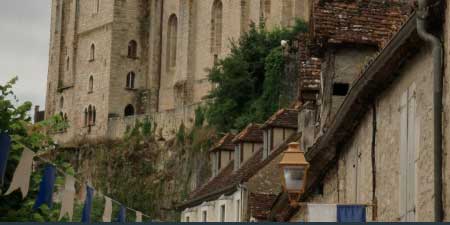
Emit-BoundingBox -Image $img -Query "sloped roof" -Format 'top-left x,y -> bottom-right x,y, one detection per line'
248,193 -> 278,220
312,0 -> 412,48
209,133 -> 236,152
232,123 -> 263,143
179,132 -> 302,209
261,108 -> 298,129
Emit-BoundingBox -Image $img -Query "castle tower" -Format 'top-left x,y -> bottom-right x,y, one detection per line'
45,0 -> 311,144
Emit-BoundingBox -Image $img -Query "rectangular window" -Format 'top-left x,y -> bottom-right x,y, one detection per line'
263,130 -> 268,159
333,83 -> 350,96
399,83 -> 416,222
220,205 -> 226,222
270,129 -> 274,151
218,151 -> 222,170
240,144 -> 244,163
202,211 -> 207,222
234,145 -> 240,170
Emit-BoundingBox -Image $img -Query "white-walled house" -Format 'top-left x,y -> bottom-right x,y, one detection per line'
179,108 -> 299,222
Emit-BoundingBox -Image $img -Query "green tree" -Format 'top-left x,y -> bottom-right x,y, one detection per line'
205,20 -> 307,132
0,77 -> 73,222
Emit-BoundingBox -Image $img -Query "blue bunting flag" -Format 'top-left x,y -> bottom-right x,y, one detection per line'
81,185 -> 94,223
33,164 -> 56,210
0,133 -> 11,186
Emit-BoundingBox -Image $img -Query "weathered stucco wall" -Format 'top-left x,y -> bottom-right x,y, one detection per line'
293,45 -> 436,222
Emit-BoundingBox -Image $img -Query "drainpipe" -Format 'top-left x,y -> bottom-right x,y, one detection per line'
417,0 -> 443,221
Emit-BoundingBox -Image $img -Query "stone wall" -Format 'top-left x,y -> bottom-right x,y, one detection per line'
292,45 -> 436,222
45,0 -> 313,144
107,103 -> 198,140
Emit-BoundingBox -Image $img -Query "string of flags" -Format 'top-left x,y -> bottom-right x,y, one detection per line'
0,133 -> 151,222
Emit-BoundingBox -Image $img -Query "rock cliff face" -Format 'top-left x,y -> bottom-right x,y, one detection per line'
52,122 -> 215,221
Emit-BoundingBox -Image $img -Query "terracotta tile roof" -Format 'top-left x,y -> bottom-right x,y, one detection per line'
209,133 -> 235,152
248,193 -> 278,220
312,0 -> 413,48
262,108 -> 298,129
187,161 -> 235,201
180,132 -> 302,209
232,124 -> 263,143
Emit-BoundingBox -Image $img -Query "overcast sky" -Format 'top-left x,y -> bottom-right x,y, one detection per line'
0,0 -> 51,111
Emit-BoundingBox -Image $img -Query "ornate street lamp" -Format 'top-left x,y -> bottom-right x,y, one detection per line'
279,142 -> 310,207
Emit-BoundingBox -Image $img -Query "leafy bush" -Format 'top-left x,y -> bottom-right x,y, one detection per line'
205,20 -> 307,132
0,77 -> 74,222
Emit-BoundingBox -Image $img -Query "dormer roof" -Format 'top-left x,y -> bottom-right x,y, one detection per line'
261,108 -> 298,130
232,124 -> 263,144
209,133 -> 236,152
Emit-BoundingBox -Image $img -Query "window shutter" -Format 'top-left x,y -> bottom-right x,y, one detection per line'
263,131 -> 268,159
399,90 -> 408,221
406,84 -> 416,221
234,146 -> 239,170
399,83 -> 417,222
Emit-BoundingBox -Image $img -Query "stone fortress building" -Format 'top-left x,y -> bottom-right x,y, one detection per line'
44,0 -> 310,144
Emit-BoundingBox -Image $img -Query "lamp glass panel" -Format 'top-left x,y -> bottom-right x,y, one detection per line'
284,166 -> 305,191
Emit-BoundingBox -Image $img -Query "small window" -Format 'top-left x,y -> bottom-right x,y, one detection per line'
220,205 -> 226,222
211,0 -> 223,54
124,104 -> 135,117
59,96 -> 64,109
333,83 -> 350,96
94,0 -> 100,14
126,72 -> 136,89
90,44 -> 95,61
167,14 -> 178,70
87,105 -> 96,126
84,108 -> 88,126
128,40 -> 138,58
66,57 -> 70,71
202,211 -> 207,222
88,76 -> 94,93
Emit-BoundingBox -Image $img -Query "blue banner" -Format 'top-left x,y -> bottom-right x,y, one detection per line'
0,133 -> 11,186
337,205 -> 366,222
117,205 -> 126,222
33,164 -> 57,210
81,185 -> 94,223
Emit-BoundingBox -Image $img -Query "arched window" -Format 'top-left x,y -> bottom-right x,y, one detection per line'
86,105 -> 96,126
211,0 -> 223,54
167,14 -> 178,70
84,108 -> 88,126
124,104 -> 135,117
93,106 -> 96,124
126,72 -> 135,89
95,0 -> 100,14
128,40 -> 138,58
66,57 -> 70,71
90,44 -> 95,61
59,96 -> 64,109
263,0 -> 271,18
88,105 -> 93,125
89,76 -> 94,93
